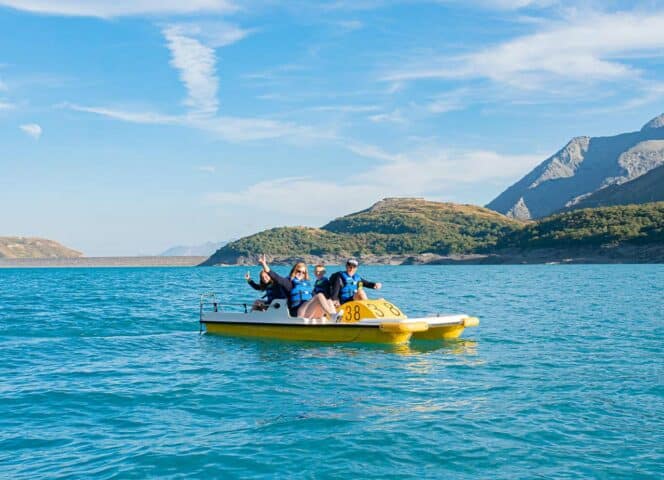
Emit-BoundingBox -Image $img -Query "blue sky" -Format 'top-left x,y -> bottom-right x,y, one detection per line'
1,0 -> 663,255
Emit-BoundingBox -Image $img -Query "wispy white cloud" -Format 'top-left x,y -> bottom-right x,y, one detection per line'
385,12 -> 664,89
349,142 -> 542,185
62,20 -> 327,143
427,88 -> 470,114
448,0 -> 557,9
206,142 -> 542,217
197,165 -> 216,173
582,81 -> 664,115
188,114 -> 333,142
0,0 -> 236,17
160,22 -> 252,117
369,109 -> 406,124
309,104 -> 380,113
205,176 -> 374,219
64,103 -> 179,124
163,24 -> 220,117
20,123 -> 42,139
165,21 -> 253,49
63,103 -> 334,143
0,101 -> 15,110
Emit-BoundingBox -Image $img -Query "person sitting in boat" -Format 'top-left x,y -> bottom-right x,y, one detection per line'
313,264 -> 331,298
245,270 -> 287,311
329,258 -> 382,307
258,254 -> 337,319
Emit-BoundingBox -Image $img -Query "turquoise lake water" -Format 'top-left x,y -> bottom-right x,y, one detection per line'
1,265 -> 662,478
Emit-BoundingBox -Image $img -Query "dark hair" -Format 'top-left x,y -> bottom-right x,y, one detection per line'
259,270 -> 272,288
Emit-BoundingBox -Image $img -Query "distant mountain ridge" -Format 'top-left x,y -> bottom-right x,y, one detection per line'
566,163 -> 664,211
487,113 -> 664,219
0,237 -> 82,258
160,241 -> 229,257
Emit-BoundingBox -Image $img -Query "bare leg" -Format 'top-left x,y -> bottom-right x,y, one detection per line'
316,293 -> 337,316
297,300 -> 313,318
299,294 -> 336,319
354,289 -> 368,301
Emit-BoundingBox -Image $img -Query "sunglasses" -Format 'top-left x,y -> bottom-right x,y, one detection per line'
295,270 -> 306,274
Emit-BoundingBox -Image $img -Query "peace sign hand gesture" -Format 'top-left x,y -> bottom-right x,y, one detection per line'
258,254 -> 270,272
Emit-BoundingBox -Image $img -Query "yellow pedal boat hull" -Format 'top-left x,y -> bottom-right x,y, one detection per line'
199,298 -> 478,345
203,321 -> 423,344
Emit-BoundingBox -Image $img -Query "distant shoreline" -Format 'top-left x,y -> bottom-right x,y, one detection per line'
0,256 -> 207,268
2,243 -> 663,268
205,244 -> 664,266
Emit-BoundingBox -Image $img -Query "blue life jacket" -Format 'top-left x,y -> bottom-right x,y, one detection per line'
339,272 -> 362,304
313,277 -> 330,296
263,283 -> 286,304
289,277 -> 313,308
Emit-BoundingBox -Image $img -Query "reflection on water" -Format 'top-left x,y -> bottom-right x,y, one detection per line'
393,339 -> 479,356
200,333 -> 480,360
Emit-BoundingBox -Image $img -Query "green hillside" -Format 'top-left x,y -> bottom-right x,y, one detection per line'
500,202 -> 664,249
202,198 -> 523,265
568,164 -> 664,211
0,237 -> 82,258
202,198 -> 664,265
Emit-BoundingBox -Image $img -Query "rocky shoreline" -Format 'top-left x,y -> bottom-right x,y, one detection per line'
5,245 -> 659,268
205,244 -> 664,266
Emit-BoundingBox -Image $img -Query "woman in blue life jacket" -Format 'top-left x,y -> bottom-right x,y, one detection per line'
258,254 -> 337,319
329,258 -> 382,307
245,269 -> 287,311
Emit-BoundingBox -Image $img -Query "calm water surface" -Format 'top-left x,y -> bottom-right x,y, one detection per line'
1,265 -> 662,478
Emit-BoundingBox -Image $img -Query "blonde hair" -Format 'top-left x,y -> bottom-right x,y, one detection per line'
289,262 -> 310,280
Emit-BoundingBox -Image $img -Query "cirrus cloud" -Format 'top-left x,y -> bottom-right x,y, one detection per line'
385,11 -> 664,89
20,123 -> 42,139
0,0 -> 236,17
205,141 -> 542,223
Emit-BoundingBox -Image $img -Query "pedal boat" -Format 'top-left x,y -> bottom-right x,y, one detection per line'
200,294 -> 479,344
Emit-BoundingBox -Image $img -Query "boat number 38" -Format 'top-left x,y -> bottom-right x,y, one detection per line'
341,300 -> 405,322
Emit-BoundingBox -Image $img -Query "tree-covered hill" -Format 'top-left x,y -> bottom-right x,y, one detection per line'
201,198 -> 664,265
201,198 -> 524,265
499,202 -> 664,249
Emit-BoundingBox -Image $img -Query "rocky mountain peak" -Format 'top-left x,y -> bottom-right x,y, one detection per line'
487,113 -> 664,219
641,113 -> 664,131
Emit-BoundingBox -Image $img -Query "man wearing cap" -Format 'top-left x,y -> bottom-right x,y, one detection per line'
329,258 -> 382,307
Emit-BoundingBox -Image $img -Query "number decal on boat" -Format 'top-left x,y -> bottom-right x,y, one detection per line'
366,302 -> 385,317
344,306 -> 353,322
338,300 -> 406,321
353,305 -> 361,321
382,301 -> 402,317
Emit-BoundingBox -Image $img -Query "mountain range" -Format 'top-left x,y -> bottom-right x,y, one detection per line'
487,113 -> 664,219
160,241 -> 230,257
568,163 -> 664,210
